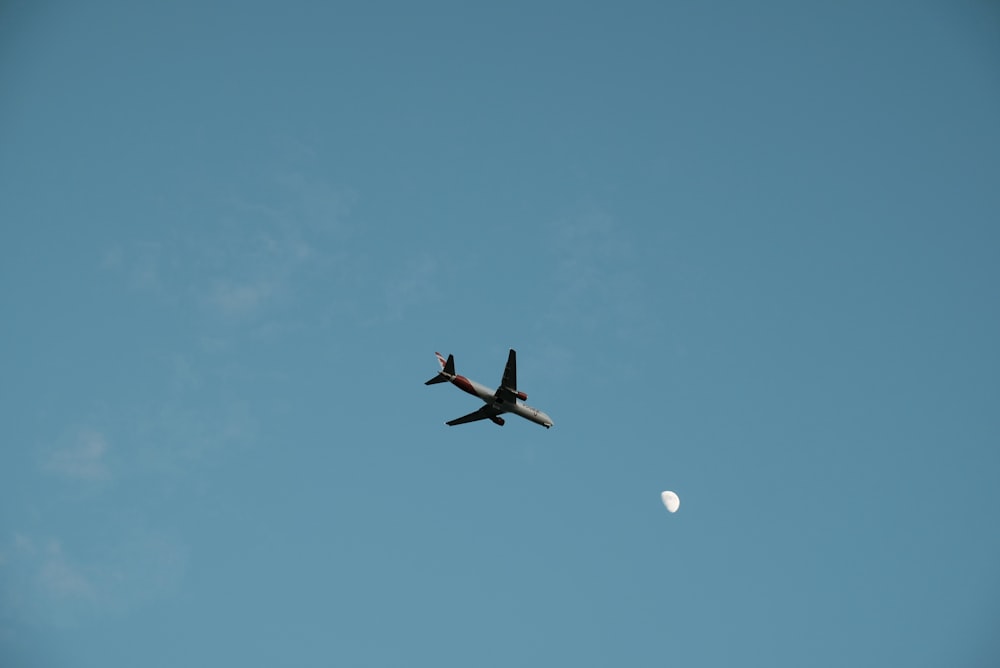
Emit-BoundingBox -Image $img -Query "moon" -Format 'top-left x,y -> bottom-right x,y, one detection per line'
660,490 -> 680,513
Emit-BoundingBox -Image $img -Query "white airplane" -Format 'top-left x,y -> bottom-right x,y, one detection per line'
425,349 -> 554,428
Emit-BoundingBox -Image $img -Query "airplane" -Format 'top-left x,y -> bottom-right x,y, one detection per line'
425,349 -> 554,428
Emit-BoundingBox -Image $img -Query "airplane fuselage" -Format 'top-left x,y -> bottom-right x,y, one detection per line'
448,373 -> 554,428
426,350 -> 553,428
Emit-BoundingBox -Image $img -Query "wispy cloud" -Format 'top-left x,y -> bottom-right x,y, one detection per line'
204,278 -> 277,318
196,171 -> 355,323
532,207 -> 655,381
43,429 -> 110,482
35,539 -> 96,601
100,167 -> 357,328
0,531 -> 188,627
168,353 -> 201,392
383,253 -> 440,321
128,400 -> 258,476
547,208 -> 646,334
101,241 -> 165,294
0,535 -> 96,628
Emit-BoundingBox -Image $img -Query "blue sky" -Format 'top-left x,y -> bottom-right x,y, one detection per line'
2,1 -> 999,666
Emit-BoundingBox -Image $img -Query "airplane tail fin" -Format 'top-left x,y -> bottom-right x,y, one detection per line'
424,352 -> 455,385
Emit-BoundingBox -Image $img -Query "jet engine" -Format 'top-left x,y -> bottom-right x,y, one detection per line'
490,416 -> 506,426
497,388 -> 528,402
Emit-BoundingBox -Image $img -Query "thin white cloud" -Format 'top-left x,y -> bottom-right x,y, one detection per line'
100,241 -> 164,293
204,278 -> 277,318
13,533 -> 33,553
129,400 -> 258,476
0,535 -> 97,628
529,208 -> 655,383
36,540 -> 95,601
43,429 -> 110,481
98,529 -> 189,610
99,165 -> 357,328
553,211 -> 634,295
168,353 -> 201,392
383,254 -> 439,321
202,174 -> 356,324
0,531 -> 189,627
547,208 -> 645,334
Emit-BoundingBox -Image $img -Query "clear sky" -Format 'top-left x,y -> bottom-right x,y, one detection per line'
2,1 -> 999,666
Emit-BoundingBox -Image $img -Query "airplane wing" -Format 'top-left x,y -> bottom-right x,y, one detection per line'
495,348 -> 518,403
446,405 -> 502,426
